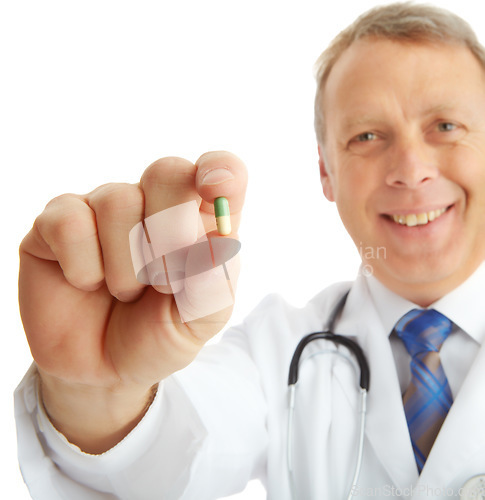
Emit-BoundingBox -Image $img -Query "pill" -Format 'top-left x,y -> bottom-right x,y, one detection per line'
214,197 -> 231,235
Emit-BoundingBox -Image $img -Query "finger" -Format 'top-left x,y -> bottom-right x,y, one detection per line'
30,194 -> 104,291
174,238 -> 240,329
87,183 -> 146,302
195,151 -> 248,235
176,151 -> 246,328
138,157 -> 203,293
140,156 -> 201,213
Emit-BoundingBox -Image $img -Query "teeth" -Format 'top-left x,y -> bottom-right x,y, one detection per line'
406,214 -> 418,227
416,213 -> 428,225
392,208 -> 447,227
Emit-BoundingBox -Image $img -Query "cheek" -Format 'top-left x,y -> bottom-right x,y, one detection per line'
334,164 -> 376,213
327,148 -> 386,241
333,167 -> 378,240
442,145 -> 485,214
444,139 -> 485,183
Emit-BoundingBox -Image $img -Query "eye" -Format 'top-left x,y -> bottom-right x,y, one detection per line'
347,130 -> 383,154
437,122 -> 457,132
355,132 -> 377,142
428,120 -> 466,144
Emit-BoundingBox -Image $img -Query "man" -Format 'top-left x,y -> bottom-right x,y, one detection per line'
15,2 -> 485,499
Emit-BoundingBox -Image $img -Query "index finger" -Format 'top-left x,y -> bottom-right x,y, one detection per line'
132,152 -> 247,291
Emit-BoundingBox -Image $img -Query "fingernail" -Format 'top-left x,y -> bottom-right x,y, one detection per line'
201,168 -> 234,186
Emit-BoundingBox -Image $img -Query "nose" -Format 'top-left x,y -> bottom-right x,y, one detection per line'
385,135 -> 439,188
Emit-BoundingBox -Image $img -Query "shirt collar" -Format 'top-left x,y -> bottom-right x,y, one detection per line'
364,261 -> 485,345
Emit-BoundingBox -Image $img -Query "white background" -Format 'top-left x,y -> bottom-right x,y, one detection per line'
1,0 -> 483,498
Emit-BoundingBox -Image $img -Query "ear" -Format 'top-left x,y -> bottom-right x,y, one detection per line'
318,145 -> 335,202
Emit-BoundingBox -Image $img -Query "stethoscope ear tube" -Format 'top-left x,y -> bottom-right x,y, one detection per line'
288,290 -> 370,390
286,289 -> 370,500
287,332 -> 370,391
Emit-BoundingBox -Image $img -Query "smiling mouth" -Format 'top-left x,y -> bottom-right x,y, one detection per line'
388,206 -> 451,227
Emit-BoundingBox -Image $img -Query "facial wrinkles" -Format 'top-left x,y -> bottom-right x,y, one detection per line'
324,40 -> 485,189
317,39 -> 485,303
332,48 -> 461,143
349,87 -> 442,145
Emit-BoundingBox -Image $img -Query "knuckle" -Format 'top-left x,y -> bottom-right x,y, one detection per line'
37,203 -> 95,247
140,157 -> 196,190
64,269 -> 104,291
108,284 -> 143,302
91,183 -> 144,218
55,213 -> 95,246
44,193 -> 78,210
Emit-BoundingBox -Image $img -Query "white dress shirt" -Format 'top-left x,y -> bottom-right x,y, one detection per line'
14,261 -> 485,499
367,263 -> 485,397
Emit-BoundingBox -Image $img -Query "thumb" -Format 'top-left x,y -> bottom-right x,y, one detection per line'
195,151 -> 248,236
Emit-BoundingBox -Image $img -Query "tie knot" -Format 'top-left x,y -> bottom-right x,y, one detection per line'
395,309 -> 452,357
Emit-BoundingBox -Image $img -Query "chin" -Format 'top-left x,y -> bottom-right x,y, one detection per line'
370,254 -> 468,301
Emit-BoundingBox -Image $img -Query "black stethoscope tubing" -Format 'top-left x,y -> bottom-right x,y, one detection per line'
288,290 -> 370,390
287,289 -> 485,500
286,289 -> 370,499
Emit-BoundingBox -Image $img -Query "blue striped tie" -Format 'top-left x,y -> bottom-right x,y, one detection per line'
394,309 -> 453,473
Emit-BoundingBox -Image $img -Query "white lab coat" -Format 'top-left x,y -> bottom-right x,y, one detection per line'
15,272 -> 485,499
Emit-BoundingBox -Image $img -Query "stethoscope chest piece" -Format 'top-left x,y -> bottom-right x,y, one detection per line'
460,475 -> 485,500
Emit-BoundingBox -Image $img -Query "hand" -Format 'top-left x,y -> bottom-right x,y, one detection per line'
18,151 -> 247,452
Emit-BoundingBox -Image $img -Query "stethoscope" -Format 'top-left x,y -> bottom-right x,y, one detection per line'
286,290 -> 369,500
286,289 -> 485,500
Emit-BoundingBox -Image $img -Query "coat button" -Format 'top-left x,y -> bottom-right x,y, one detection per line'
460,475 -> 485,500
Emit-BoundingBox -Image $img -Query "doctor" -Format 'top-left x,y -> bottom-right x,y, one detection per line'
15,2 -> 485,499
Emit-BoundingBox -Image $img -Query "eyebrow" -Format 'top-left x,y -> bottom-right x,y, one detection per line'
341,104 -> 459,131
422,104 -> 457,116
341,115 -> 385,131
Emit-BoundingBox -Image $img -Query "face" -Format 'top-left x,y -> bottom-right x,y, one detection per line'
319,38 -> 485,306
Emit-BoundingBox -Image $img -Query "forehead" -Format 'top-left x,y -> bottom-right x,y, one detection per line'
322,38 -> 485,130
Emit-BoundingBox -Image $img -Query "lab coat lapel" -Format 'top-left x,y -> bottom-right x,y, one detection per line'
417,339 -> 485,492
337,275 -> 419,490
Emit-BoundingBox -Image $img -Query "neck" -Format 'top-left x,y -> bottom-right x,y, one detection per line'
367,261 -> 483,307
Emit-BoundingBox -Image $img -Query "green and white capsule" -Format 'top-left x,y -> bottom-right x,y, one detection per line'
214,196 -> 231,235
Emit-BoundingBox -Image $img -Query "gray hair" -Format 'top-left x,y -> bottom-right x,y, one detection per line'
314,2 -> 485,145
